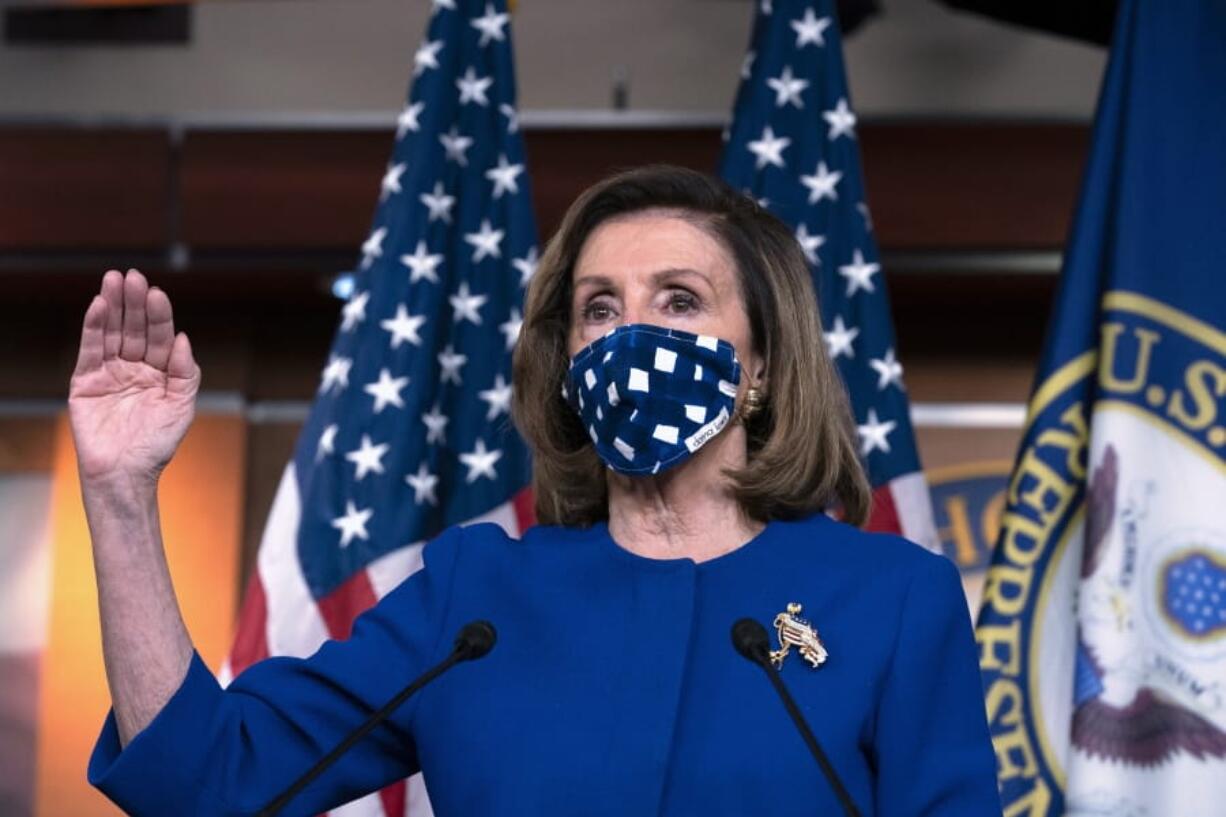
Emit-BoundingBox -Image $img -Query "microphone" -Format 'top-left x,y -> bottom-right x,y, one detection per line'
731,618 -> 862,817
257,620 -> 497,817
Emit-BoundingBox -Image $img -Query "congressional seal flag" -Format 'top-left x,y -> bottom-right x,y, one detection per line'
974,1 -> 1226,814
222,1 -> 538,815
719,0 -> 937,548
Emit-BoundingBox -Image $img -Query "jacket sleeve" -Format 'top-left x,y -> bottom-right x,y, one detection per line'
872,550 -> 1002,816
87,524 -> 465,817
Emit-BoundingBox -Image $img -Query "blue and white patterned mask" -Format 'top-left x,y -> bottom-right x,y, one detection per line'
564,323 -> 741,475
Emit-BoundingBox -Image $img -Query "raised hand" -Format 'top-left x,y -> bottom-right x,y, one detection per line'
69,269 -> 201,487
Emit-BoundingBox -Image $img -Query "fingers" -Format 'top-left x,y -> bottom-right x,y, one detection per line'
95,268 -> 182,372
73,295 -> 108,376
144,286 -> 176,370
119,270 -> 149,362
100,269 -> 124,359
165,332 -> 201,397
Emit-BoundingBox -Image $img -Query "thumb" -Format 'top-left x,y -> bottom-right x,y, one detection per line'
166,332 -> 201,395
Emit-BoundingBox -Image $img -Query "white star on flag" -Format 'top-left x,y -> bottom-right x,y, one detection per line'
823,315 -> 859,360
401,240 -> 444,284
331,500 -> 373,548
396,102 -> 424,140
486,154 -> 524,198
380,162 -> 408,200
791,8 -> 832,48
800,160 -> 842,204
857,201 -> 874,232
381,304 -> 427,348
869,348 -> 905,390
513,247 -> 539,287
470,3 -> 509,47
437,344 -> 467,385
431,0 -> 456,11
857,409 -> 897,456
457,67 -> 494,107
747,126 -> 791,169
405,463 -> 440,506
767,65 -> 809,109
341,290 -> 370,332
499,103 -> 519,133
319,355 -> 353,395
449,282 -> 488,325
795,224 -> 825,265
465,219 -> 504,262
440,127 -> 474,166
414,39 -> 444,76
420,182 -> 456,223
741,50 -> 756,80
479,374 -> 513,420
364,368 -> 410,413
823,97 -> 857,140
422,404 -> 449,445
838,249 -> 880,296
499,308 -> 523,350
459,439 -> 503,483
345,434 -> 390,480
360,226 -> 387,269
316,423 -> 338,461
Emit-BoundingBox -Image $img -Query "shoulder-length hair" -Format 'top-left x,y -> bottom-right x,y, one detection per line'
511,164 -> 870,528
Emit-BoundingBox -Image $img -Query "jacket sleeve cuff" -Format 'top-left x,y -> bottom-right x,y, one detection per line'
88,650 -> 225,814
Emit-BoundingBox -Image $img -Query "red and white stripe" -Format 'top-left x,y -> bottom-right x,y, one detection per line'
221,463 -> 534,817
866,471 -> 940,554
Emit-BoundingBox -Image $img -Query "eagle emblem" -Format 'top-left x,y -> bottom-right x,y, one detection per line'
1072,444 -> 1226,767
770,603 -> 828,669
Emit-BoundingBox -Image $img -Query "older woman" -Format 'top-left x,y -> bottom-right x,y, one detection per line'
77,166 -> 1000,816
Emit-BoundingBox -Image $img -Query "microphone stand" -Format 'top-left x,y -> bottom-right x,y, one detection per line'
732,619 -> 862,817
256,621 -> 496,817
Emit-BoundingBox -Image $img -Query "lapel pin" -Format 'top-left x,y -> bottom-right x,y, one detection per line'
770,602 -> 828,670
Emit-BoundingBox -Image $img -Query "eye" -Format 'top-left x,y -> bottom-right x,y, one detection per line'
580,296 -> 617,324
664,289 -> 699,315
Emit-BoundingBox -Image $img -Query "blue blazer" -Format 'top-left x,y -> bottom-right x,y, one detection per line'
89,514 -> 1002,815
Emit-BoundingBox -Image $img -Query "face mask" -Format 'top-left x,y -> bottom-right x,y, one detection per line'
564,323 -> 741,475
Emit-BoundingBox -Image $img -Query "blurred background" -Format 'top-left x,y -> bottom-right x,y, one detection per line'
0,0 -> 1111,814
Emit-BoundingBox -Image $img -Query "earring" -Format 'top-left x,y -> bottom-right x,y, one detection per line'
740,387 -> 766,420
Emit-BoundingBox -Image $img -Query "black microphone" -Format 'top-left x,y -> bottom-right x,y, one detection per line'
731,618 -> 862,817
257,620 -> 497,817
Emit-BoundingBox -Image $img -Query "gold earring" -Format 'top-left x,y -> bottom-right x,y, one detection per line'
741,387 -> 765,420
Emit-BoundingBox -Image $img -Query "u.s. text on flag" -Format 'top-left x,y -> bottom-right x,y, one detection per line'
225,2 -> 537,815
719,0 -> 937,547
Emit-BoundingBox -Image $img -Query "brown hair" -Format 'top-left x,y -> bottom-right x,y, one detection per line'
511,165 -> 870,528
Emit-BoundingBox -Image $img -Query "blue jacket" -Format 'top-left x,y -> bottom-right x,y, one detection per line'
89,514 -> 1002,815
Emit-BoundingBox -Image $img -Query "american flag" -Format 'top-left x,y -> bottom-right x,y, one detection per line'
221,1 -> 537,815
719,0 -> 937,547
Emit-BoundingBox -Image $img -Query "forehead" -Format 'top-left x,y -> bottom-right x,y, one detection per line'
573,210 -> 735,280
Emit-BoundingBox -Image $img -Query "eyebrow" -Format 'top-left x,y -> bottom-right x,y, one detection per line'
572,267 -> 713,291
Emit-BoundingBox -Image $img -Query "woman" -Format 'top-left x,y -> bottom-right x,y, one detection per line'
76,166 -> 1000,815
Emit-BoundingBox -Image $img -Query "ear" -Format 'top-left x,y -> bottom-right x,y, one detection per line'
748,357 -> 768,388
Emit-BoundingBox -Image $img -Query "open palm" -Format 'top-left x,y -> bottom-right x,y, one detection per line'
69,269 -> 201,485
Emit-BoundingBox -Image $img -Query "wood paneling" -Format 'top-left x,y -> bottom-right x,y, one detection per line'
524,127 -> 724,238
181,130 -> 390,249
0,127 -> 170,250
166,122 -> 1090,251
861,123 -> 1089,249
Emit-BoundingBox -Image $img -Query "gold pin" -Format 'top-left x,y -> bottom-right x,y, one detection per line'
770,603 -> 828,669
